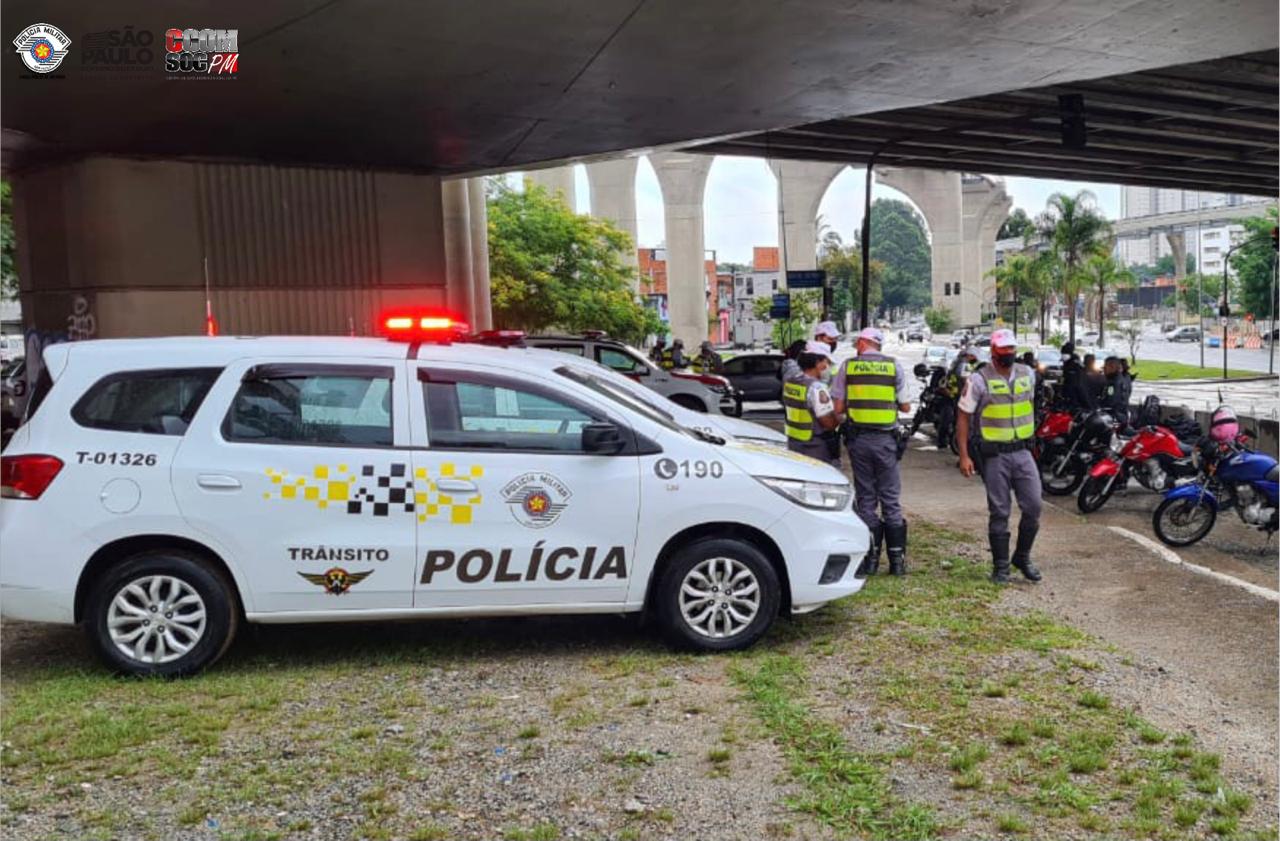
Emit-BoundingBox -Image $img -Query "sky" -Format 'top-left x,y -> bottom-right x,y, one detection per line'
528,157 -> 1123,266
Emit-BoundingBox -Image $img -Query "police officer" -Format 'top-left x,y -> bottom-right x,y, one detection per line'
781,341 -> 841,465
833,327 -> 911,576
956,328 -> 1042,585
691,341 -> 724,374
650,335 -> 668,365
668,338 -> 687,370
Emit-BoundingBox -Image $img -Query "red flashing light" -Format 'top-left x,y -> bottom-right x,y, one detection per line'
379,309 -> 470,341
1,454 -> 64,500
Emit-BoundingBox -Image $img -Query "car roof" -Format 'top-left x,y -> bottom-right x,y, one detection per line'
51,335 -> 585,373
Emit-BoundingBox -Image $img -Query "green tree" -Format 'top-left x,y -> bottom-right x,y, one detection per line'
988,252 -> 1055,343
1232,208 -> 1279,320
1,180 -> 16,300
487,183 -> 662,344
819,243 -> 884,325
997,207 -> 1035,241
1037,191 -> 1112,344
869,199 -> 931,316
1081,251 -> 1134,346
924,306 -> 953,335
1175,272 -> 1223,317
752,290 -> 821,348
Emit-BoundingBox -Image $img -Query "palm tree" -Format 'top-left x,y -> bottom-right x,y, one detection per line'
1036,191 -> 1112,344
1081,248 -> 1134,347
987,251 -> 1057,344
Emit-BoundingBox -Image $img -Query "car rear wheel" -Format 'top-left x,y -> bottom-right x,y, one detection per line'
85,550 -> 239,677
656,538 -> 780,651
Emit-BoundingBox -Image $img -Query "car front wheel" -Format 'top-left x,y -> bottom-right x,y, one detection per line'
85,550 -> 239,677
656,538 -> 780,651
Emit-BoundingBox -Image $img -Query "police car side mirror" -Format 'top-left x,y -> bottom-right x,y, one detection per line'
582,422 -> 626,454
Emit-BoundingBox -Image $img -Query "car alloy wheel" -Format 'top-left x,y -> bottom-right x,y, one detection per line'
678,556 -> 761,639
107,574 -> 208,664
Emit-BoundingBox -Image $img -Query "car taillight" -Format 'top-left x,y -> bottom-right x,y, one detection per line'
1,454 -> 64,500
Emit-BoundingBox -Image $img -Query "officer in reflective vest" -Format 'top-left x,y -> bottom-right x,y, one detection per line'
956,328 -> 1043,585
650,336 -> 668,365
833,327 -> 911,576
782,341 -> 840,464
690,341 -> 724,374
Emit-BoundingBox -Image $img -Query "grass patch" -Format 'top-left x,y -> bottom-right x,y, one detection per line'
995,813 -> 1030,833
1000,723 -> 1031,747
517,725 -> 541,740
1130,359 -> 1260,381
731,654 -> 937,841
707,748 -> 732,764
1077,690 -> 1110,710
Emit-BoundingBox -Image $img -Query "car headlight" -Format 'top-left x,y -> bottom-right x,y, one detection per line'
754,476 -> 852,510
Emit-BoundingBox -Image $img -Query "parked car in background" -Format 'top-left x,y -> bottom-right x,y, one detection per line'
905,325 -> 930,342
949,330 -> 971,347
1035,346 -> 1064,380
1166,326 -> 1202,343
521,333 -> 741,415
1077,330 -> 1101,347
971,333 -> 991,347
720,352 -> 786,403
0,334 -> 24,364
922,345 -> 948,368
1,358 -> 27,443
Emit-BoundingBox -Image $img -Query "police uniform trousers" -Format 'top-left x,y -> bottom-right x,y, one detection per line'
848,430 -> 902,528
978,448 -> 1042,536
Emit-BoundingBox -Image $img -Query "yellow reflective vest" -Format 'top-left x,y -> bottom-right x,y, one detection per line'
975,363 -> 1035,442
843,352 -> 899,429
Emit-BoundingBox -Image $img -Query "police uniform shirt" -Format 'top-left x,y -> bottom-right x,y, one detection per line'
808,379 -> 836,422
958,364 -> 1037,414
831,353 -> 911,406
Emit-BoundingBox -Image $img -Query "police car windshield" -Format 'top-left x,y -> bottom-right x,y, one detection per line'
554,366 -> 684,434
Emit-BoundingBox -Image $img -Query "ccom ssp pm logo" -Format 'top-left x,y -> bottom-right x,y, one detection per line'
14,23 -> 71,75
165,27 -> 238,78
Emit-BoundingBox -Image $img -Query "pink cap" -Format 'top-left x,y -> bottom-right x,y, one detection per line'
857,327 -> 884,345
991,328 -> 1017,348
804,340 -> 833,360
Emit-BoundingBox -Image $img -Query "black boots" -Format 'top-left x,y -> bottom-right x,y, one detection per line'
886,522 -> 908,576
990,532 -> 1011,584
1012,524 -> 1042,582
855,521 -> 884,578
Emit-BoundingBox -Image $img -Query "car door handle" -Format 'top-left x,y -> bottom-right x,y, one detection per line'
435,478 -> 477,495
197,474 -> 242,490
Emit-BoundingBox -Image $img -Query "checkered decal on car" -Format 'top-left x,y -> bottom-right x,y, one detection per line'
264,462 -> 484,523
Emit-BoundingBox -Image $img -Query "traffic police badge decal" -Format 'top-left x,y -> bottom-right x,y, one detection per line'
297,567 -> 372,595
501,472 -> 570,529
15,24 -> 71,74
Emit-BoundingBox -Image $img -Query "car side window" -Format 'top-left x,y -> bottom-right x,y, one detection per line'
595,347 -> 644,374
423,375 -> 601,452
72,368 -> 223,435
752,357 -> 782,375
223,367 -> 393,447
721,357 -> 747,376
542,344 -> 586,356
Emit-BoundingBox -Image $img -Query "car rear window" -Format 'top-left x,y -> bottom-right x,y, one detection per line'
72,368 -> 223,435
223,366 -> 394,447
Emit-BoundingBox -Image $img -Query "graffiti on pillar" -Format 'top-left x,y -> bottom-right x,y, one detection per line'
67,294 -> 97,340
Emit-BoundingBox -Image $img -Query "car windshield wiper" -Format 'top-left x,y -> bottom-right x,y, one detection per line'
686,426 -> 726,445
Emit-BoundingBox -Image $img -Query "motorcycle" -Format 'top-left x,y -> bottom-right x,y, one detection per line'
1077,423 -> 1200,513
908,363 -> 957,453
1039,408 -> 1117,496
1033,406 -> 1075,465
1152,441 -> 1279,547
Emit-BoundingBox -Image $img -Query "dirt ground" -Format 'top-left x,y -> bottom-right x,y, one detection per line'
896,440 -> 1279,808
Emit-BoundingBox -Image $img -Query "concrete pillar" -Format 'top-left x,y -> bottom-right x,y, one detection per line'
649,151 -> 712,346
585,157 -> 639,279
11,156 -> 455,338
467,177 -> 493,331
962,175 -> 1013,324
770,160 -> 846,272
877,168 -> 966,323
441,178 -> 476,323
524,165 -> 577,212
1166,231 -> 1187,281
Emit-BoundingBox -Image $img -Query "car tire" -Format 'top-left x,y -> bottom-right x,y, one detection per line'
85,550 -> 239,678
655,537 -> 780,652
670,394 -> 707,413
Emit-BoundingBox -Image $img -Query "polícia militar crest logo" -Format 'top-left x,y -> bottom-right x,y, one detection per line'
14,24 -> 71,74
501,472 -> 571,529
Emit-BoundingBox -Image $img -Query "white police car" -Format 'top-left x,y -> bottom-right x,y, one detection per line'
0,312 -> 867,676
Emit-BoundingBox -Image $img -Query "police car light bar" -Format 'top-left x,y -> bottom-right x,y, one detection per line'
379,309 -> 470,341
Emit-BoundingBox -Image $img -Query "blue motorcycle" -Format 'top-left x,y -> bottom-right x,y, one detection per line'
1153,441 -> 1278,547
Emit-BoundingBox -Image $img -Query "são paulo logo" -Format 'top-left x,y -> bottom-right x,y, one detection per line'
14,23 -> 71,74
501,472 -> 571,529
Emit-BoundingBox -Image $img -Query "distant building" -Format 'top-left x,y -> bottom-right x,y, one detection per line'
636,247 -> 729,342
1117,187 -> 1252,276
731,246 -> 782,347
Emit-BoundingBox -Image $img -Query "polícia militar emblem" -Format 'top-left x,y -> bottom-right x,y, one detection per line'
14,24 -> 71,73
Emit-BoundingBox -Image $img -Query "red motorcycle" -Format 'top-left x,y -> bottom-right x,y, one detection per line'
1033,408 -> 1075,463
1076,424 -> 1199,513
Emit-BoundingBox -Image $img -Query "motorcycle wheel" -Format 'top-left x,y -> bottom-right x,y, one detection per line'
1041,450 -> 1086,496
1077,472 -> 1119,513
1152,496 -> 1216,547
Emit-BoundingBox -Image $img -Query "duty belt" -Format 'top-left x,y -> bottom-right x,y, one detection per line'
978,439 -> 1033,455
